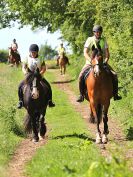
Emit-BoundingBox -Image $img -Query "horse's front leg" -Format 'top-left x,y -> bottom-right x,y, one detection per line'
39,112 -> 47,140
60,66 -> 62,75
90,102 -> 102,144
31,114 -> 39,142
64,66 -> 66,75
102,103 -> 110,143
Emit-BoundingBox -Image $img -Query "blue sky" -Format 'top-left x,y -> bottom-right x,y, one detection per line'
0,24 -> 66,59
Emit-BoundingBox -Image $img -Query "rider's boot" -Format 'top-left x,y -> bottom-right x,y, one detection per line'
17,84 -> 24,109
77,94 -> 84,102
112,76 -> 122,101
76,78 -> 85,102
17,100 -> 23,109
48,100 -> 55,107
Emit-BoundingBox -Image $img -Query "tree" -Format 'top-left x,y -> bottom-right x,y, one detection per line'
39,43 -> 57,60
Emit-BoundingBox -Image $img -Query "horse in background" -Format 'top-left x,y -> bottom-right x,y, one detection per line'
59,51 -> 69,75
8,47 -> 21,67
86,46 -> 113,144
23,68 -> 49,142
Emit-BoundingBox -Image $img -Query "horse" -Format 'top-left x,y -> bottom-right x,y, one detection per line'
23,68 -> 49,142
59,52 -> 69,75
8,47 -> 21,67
85,46 -> 113,144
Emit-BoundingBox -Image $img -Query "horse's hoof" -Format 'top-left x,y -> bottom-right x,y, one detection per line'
39,134 -> 45,140
32,138 -> 39,143
96,138 -> 102,144
96,133 -> 102,144
102,134 -> 108,144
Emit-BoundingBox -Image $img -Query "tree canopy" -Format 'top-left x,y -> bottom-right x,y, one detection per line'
0,0 -> 133,95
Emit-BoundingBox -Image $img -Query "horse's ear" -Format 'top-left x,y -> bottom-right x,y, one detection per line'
92,45 -> 95,51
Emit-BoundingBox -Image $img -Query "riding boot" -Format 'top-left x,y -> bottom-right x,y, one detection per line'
17,84 -> 24,109
17,81 -> 25,109
77,77 -> 85,102
42,78 -> 55,107
112,76 -> 122,101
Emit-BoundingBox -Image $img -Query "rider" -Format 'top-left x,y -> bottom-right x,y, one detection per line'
11,39 -> 18,52
56,43 -> 70,66
77,25 -> 122,102
9,38 -> 19,57
17,44 -> 55,109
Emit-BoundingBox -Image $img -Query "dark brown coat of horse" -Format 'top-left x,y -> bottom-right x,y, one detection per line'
23,68 -> 49,142
8,47 -> 21,67
59,52 -> 69,75
86,47 -> 113,144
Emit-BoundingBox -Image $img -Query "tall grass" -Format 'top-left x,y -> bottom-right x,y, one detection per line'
0,64 -> 25,176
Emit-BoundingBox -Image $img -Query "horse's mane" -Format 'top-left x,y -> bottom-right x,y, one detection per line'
24,69 -> 42,85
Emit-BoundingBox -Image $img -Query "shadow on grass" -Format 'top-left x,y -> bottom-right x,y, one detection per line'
126,127 -> 133,140
52,132 -> 95,142
51,79 -> 75,84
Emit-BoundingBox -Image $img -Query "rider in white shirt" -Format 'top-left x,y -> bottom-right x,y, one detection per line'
17,44 -> 55,109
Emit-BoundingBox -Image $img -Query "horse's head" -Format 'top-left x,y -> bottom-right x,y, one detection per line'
26,67 -> 42,99
91,45 -> 103,77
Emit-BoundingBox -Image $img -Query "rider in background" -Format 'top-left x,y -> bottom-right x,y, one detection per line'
11,39 -> 18,52
76,25 -> 122,102
56,43 -> 70,66
17,44 -> 55,109
9,38 -> 19,57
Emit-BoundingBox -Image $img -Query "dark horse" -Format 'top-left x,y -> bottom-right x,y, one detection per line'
59,51 -> 69,75
23,68 -> 49,142
8,47 -> 21,67
86,46 -> 113,144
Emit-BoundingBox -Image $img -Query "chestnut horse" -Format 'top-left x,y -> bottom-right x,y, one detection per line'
86,46 -> 113,144
8,47 -> 21,67
23,68 -> 49,142
59,52 -> 68,75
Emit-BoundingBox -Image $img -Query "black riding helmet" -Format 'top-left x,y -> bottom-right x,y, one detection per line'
29,44 -> 39,52
93,25 -> 103,32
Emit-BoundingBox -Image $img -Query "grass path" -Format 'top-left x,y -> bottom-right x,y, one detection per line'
51,68 -> 133,170
3,65 -> 132,177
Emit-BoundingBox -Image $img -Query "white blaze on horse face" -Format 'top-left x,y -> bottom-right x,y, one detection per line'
94,57 -> 100,76
32,78 -> 39,99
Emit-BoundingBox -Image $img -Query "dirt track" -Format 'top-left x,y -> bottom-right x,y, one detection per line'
7,68 -> 133,177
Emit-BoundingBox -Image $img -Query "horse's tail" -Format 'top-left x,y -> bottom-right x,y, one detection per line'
24,113 -> 32,133
97,104 -> 103,124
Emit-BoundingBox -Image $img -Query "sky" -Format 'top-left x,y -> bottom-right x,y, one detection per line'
0,24 -> 67,60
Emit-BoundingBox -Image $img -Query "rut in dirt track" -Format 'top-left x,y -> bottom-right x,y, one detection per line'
7,135 -> 48,177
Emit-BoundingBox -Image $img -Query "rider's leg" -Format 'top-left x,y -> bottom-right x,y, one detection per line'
56,56 -> 59,66
76,75 -> 85,102
107,65 -> 122,100
17,80 -> 25,109
77,64 -> 91,102
42,78 -> 55,107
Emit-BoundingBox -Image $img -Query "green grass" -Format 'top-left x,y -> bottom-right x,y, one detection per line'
0,63 -> 132,177
0,64 -> 25,176
25,66 -> 132,177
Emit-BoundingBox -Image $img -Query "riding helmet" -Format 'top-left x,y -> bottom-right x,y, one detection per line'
93,25 -> 103,32
29,44 -> 39,52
